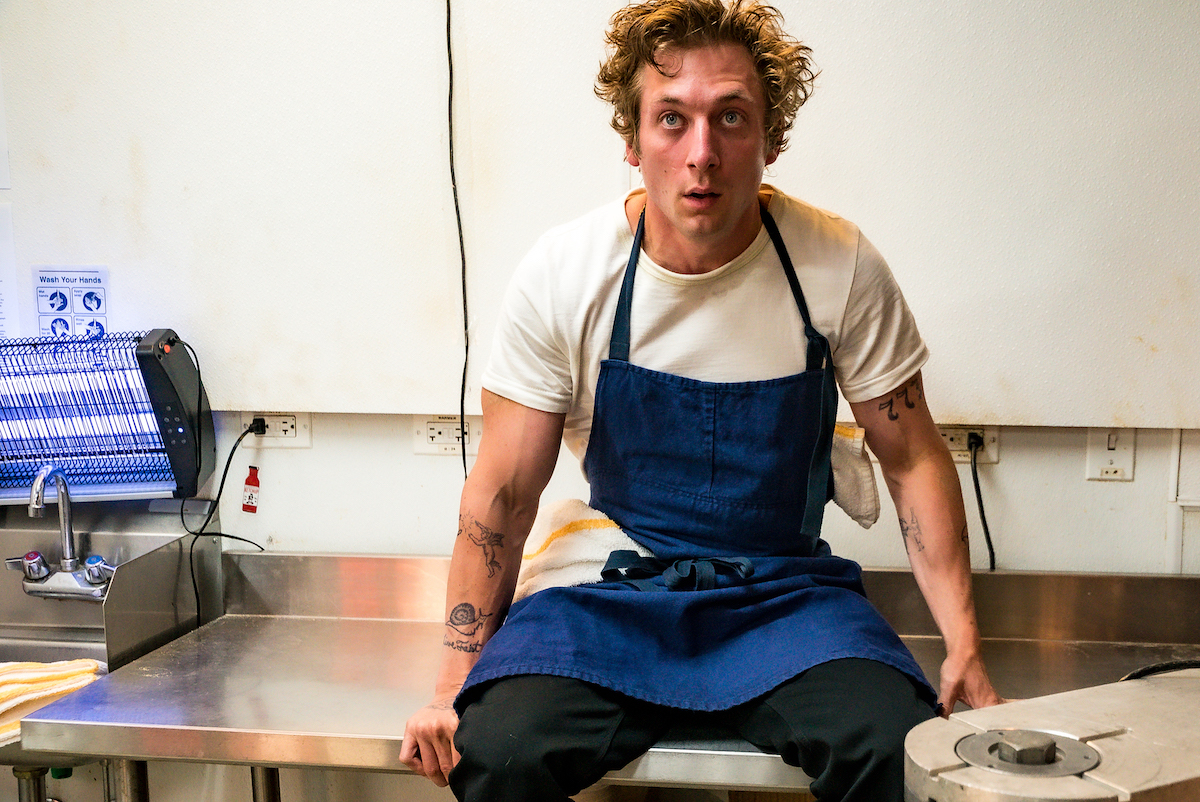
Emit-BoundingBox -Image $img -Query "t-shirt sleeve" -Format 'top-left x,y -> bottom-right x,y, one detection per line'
833,232 -> 929,404
480,243 -> 575,414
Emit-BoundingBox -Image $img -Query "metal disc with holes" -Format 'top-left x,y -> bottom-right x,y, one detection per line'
955,730 -> 1101,777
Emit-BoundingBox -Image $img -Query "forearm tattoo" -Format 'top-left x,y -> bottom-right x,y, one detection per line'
459,513 -> 506,577
443,637 -> 483,653
443,602 -> 492,654
899,508 -> 925,553
960,524 -> 969,543
878,375 -> 924,421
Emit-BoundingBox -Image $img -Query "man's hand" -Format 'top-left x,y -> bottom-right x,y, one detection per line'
937,647 -> 1005,716
400,694 -> 461,787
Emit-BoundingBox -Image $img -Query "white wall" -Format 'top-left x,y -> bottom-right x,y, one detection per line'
2,0 -> 1198,425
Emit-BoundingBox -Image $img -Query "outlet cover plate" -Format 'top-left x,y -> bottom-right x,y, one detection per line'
413,415 -> 482,455
1086,428 -> 1135,481
240,412 -> 312,448
939,426 -> 1000,464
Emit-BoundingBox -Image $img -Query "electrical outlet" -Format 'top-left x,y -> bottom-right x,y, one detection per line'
240,412 -> 312,448
1085,428 -> 1135,481
939,426 -> 1000,464
413,415 -> 482,455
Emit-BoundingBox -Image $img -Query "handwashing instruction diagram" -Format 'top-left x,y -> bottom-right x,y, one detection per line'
34,267 -> 110,338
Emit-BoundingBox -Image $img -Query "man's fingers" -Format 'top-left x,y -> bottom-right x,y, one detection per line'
400,706 -> 461,787
402,736 -> 450,786
430,735 -> 457,787
398,732 -> 421,772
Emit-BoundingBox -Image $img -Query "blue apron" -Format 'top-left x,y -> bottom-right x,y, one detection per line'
459,205 -> 935,712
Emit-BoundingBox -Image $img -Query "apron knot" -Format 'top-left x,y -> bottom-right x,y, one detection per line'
601,550 -> 754,592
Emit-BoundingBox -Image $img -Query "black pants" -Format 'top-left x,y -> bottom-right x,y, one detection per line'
451,658 -> 933,802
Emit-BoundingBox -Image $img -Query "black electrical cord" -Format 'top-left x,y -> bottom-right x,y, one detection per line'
180,425 -> 265,624
1120,660 -> 1200,681
169,338 -> 264,623
446,0 -> 470,479
967,432 -> 996,571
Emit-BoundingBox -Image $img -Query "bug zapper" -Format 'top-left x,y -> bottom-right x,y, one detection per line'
0,329 -> 214,504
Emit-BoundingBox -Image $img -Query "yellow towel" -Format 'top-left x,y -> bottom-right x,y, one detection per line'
0,659 -> 103,747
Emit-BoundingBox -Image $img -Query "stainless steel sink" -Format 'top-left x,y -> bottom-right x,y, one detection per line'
0,499 -> 221,769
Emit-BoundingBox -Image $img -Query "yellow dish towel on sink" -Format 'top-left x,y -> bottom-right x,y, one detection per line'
0,659 -> 104,747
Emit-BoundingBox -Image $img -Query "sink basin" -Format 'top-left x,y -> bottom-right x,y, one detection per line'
0,500 -> 221,768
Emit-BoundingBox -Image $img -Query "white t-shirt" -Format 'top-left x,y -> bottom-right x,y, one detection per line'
482,186 -> 928,462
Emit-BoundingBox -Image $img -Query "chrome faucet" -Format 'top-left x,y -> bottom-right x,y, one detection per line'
4,464 -> 112,600
29,464 -> 79,572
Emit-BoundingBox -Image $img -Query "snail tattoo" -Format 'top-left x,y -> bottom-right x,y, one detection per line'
447,602 -> 492,637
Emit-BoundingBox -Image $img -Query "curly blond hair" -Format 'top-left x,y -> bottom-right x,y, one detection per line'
596,0 -> 817,155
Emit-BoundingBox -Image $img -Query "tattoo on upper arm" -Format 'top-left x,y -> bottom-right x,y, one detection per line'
960,524 -> 969,543
878,375 -> 925,421
899,508 -> 925,553
443,602 -> 493,653
460,513 -> 506,577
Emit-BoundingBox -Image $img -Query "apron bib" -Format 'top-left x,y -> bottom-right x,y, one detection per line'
459,205 -> 935,712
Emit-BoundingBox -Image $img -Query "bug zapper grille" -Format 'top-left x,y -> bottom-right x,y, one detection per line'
0,329 -> 214,503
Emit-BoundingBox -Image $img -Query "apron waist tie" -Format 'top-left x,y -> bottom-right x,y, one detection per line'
601,550 -> 754,592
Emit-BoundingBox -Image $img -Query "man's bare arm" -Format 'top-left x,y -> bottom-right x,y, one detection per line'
400,390 -> 565,786
850,371 -> 1003,714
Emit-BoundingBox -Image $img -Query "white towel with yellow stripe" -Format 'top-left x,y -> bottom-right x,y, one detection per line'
0,659 -> 104,747
831,422 -> 880,529
514,499 -> 651,604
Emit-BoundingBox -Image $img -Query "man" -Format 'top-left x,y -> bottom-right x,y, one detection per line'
401,1 -> 1003,799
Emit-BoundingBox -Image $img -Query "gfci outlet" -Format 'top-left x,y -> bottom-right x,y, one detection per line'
938,427 -> 1000,464
240,412 -> 313,448
1085,428 -> 1135,481
413,415 -> 483,455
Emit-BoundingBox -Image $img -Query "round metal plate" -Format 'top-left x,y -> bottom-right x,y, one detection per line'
955,730 -> 1101,777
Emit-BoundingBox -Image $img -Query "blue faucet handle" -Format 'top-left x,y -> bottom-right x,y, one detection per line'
84,554 -> 116,585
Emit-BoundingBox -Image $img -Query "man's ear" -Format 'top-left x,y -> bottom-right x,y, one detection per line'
625,142 -> 641,168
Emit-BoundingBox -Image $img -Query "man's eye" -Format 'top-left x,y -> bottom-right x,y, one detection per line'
724,111 -> 742,125
662,113 -> 680,127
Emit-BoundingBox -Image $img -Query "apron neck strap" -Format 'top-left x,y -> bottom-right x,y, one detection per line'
758,204 -> 816,334
758,203 -> 827,373
608,209 -> 645,362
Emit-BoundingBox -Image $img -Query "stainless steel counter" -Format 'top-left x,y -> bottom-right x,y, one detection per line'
18,555 -> 1200,792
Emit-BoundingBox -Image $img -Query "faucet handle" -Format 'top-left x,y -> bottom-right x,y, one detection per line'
84,555 -> 116,585
6,551 -> 51,581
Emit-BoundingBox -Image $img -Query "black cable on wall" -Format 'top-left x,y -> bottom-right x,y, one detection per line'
968,432 -> 996,571
446,0 -> 470,479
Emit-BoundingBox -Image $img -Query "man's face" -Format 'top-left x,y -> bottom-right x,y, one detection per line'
628,43 -> 779,267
